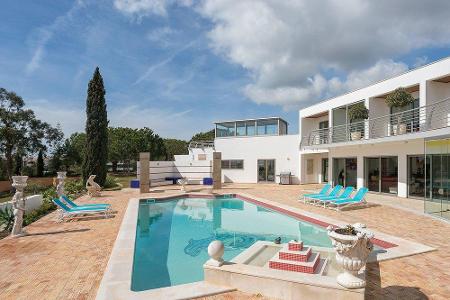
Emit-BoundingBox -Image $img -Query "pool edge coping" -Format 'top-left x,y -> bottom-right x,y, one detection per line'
96,192 -> 435,299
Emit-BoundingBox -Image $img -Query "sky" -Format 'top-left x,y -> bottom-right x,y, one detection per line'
2,0 -> 450,140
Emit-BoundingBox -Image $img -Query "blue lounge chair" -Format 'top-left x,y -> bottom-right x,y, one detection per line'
305,185 -> 343,204
60,195 -> 110,209
312,186 -> 354,206
327,187 -> 369,211
302,184 -> 331,203
53,198 -> 111,221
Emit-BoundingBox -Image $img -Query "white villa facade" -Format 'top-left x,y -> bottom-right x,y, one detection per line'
205,57 -> 450,220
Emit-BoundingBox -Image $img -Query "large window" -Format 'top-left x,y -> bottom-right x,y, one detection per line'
364,156 -> 398,194
257,119 -> 278,135
216,122 -> 235,137
221,160 -> 244,169
333,158 -> 357,187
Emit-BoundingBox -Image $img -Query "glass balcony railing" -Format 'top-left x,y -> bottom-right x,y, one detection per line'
301,97 -> 450,147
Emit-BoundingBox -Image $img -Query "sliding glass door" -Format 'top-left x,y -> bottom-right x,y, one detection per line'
408,155 -> 429,198
258,159 -> 276,182
322,158 -> 329,182
333,158 -> 357,187
364,156 -> 398,194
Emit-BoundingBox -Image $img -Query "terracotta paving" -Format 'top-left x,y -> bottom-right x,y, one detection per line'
0,184 -> 449,300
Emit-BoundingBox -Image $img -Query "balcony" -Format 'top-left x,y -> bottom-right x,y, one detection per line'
301,97 -> 450,148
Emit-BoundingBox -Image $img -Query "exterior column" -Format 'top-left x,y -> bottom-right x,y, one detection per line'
212,152 -> 222,189
398,153 -> 407,198
419,81 -> 427,128
357,155 -> 364,189
139,152 -> 150,193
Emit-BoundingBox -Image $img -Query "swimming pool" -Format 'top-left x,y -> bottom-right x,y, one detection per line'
131,196 -> 332,291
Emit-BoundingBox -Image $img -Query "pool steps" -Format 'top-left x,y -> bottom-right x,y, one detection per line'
267,241 -> 327,274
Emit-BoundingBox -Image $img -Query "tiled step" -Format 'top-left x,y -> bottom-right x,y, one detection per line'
278,245 -> 312,262
269,252 -> 321,274
287,240 -> 303,251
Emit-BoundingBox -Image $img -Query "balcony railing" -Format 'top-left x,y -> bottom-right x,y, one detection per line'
188,140 -> 215,150
301,97 -> 450,147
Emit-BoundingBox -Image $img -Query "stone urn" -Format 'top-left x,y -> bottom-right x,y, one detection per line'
11,176 -> 29,237
327,224 -> 374,289
206,240 -> 225,267
350,131 -> 362,141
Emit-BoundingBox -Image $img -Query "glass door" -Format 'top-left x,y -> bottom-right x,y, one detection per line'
365,158 -> 380,192
333,158 -> 357,187
258,159 -> 276,182
408,155 -> 429,198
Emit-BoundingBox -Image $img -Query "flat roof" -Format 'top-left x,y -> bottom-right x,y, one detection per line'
214,116 -> 289,125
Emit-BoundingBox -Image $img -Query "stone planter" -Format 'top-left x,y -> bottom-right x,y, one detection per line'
350,132 -> 362,141
327,224 -> 373,289
392,123 -> 407,135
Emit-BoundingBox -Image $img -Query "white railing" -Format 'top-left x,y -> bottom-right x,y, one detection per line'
301,97 -> 450,147
188,140 -> 215,150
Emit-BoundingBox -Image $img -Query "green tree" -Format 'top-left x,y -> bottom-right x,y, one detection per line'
164,139 -> 188,160
190,129 -> 215,142
62,132 -> 86,174
14,152 -> 23,175
82,67 -> 109,186
36,149 -> 44,177
108,127 -> 138,172
0,88 -> 62,180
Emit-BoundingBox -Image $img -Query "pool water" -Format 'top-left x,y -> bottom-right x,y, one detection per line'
131,196 -> 332,291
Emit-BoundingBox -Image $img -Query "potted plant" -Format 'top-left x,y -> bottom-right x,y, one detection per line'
348,103 -> 368,140
327,224 -> 374,289
385,88 -> 415,135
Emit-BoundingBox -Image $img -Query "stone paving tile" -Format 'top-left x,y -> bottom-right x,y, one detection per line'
0,184 -> 448,300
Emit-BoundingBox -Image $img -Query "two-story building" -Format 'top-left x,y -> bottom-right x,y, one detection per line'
200,57 -> 450,220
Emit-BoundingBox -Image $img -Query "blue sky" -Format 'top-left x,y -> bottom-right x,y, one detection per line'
1,0 -> 450,140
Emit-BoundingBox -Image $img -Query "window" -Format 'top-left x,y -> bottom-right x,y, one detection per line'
322,158 -> 329,182
221,160 -> 244,169
216,122 -> 235,137
236,122 -> 246,136
257,119 -> 278,135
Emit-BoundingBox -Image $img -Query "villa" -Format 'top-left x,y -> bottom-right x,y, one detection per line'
209,57 -> 450,221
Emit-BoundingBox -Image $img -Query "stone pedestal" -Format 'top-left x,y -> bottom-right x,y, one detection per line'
11,176 -> 28,237
212,152 -> 222,189
205,240 -> 224,267
139,152 -> 150,193
56,171 -> 67,197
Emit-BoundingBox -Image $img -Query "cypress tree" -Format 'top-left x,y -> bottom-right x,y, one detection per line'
82,67 -> 109,186
36,150 -> 44,177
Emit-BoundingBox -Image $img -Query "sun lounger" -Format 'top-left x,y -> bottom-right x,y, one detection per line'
326,187 -> 368,211
304,185 -> 343,204
301,184 -> 331,203
311,186 -> 354,207
53,198 -> 110,221
60,195 -> 110,209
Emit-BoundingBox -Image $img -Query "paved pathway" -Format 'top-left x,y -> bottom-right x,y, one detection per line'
0,184 -> 448,299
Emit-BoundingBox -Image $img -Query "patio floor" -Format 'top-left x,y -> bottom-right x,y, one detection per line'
0,184 -> 449,300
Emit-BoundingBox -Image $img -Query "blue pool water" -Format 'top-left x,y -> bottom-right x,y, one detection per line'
131,196 -> 332,291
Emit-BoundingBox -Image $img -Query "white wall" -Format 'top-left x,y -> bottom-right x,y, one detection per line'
326,139 -> 424,197
214,135 -> 300,184
299,152 -> 328,184
0,195 -> 43,214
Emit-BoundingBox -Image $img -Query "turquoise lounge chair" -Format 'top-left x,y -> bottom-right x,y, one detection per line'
327,187 -> 369,211
302,184 -> 331,203
53,198 -> 110,221
305,185 -> 343,204
312,186 -> 354,207
60,195 -> 110,209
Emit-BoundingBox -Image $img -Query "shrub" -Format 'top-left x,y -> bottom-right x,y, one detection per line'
0,206 -> 14,232
348,102 -> 369,121
103,175 -> 118,189
65,179 -> 85,196
385,87 -> 415,108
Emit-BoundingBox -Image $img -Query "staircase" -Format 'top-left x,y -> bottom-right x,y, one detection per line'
267,241 -> 327,275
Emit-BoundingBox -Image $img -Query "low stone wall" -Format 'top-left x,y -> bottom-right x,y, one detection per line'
0,177 -> 57,193
0,195 -> 44,214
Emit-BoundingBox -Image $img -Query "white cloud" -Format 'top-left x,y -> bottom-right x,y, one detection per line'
197,0 -> 450,109
114,0 -> 193,19
25,1 -> 86,75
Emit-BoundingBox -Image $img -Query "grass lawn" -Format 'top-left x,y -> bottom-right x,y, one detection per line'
0,194 -> 11,203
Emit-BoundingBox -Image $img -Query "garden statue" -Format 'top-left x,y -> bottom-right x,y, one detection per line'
327,223 -> 374,289
56,171 -> 67,197
86,175 -> 102,196
11,176 -> 28,237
